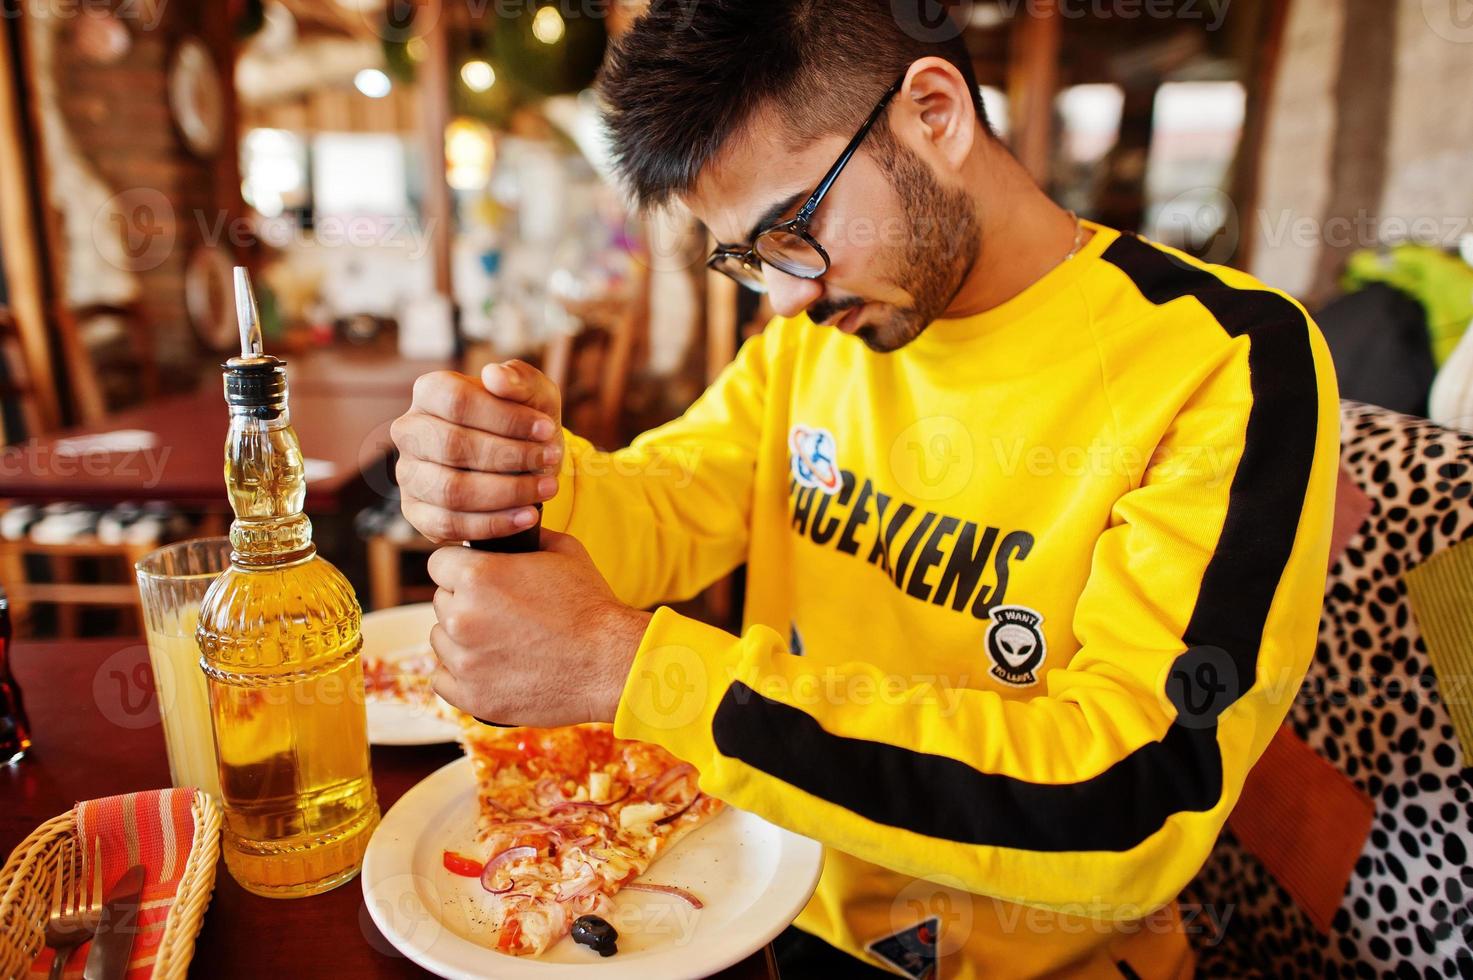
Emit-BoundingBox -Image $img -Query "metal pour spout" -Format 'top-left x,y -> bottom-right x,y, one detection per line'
234,266 -> 265,359
224,266 -> 286,414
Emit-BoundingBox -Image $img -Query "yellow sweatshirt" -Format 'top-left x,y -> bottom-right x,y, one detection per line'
543,223 -> 1340,978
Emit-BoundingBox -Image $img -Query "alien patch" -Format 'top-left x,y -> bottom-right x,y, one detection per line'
985,605 -> 1046,687
865,917 -> 938,979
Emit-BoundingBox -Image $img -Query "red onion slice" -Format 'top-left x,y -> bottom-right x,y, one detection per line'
533,776 -> 568,807
624,882 -> 704,909
656,793 -> 701,824
648,763 -> 696,800
480,845 -> 538,893
549,802 -> 614,826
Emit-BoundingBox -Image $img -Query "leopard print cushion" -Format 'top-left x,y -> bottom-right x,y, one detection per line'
1185,401 -> 1473,977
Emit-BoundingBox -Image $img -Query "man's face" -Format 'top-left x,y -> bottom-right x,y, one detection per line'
684,107 -> 980,353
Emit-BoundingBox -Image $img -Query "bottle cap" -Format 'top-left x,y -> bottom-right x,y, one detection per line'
223,267 -> 288,417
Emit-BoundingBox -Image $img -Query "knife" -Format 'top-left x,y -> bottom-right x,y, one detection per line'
82,864 -> 146,980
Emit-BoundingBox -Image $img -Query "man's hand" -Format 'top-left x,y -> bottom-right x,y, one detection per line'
427,529 -> 653,727
391,361 -> 564,543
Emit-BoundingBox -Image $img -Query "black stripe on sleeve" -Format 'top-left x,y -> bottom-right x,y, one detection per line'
710,233 -> 1323,853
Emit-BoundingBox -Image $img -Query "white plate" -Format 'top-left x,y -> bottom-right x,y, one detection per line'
361,603 -> 460,746
362,757 -> 824,979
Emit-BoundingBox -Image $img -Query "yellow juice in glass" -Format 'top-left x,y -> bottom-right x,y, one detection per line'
143,605 -> 221,799
136,537 -> 233,801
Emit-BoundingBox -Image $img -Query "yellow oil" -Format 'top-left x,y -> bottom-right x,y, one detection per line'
196,386 -> 379,898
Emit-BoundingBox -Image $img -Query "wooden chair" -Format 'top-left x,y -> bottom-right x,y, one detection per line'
0,306 -> 48,444
0,296 -> 170,637
0,532 -> 157,638
70,301 -> 158,408
365,532 -> 438,612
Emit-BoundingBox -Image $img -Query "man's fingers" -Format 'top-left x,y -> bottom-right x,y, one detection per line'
430,664 -> 461,708
391,413 -> 557,473
411,370 -> 557,440
430,628 -> 508,721
537,528 -> 587,559
482,360 -> 561,425
431,585 -> 454,627
399,499 -> 540,543
427,545 -> 480,592
397,457 -> 557,514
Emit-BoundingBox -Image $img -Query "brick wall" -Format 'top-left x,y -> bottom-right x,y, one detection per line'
47,0 -> 241,394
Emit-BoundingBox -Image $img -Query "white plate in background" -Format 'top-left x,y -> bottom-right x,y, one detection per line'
361,603 -> 460,746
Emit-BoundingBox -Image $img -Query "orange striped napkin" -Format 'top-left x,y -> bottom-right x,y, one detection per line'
29,789 -> 203,979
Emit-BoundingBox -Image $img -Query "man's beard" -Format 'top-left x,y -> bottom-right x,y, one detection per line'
811,137 -> 980,353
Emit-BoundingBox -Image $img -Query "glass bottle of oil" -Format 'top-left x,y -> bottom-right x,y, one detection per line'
195,268 -> 379,898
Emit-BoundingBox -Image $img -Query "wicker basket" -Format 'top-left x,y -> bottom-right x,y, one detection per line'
0,793 -> 222,980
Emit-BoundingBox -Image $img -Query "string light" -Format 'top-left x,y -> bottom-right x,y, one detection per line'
532,6 -> 565,44
460,59 -> 495,93
353,68 -> 391,98
446,118 -> 495,191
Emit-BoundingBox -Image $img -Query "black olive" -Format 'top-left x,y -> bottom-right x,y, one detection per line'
571,914 -> 618,956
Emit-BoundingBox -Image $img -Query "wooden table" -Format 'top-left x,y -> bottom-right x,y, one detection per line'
289,348 -> 448,398
0,641 -> 776,979
0,385 -> 407,511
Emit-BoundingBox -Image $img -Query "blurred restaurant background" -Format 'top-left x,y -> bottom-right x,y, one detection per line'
0,0 -> 1469,637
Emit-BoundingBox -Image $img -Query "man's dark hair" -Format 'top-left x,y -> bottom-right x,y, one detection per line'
598,0 -> 989,209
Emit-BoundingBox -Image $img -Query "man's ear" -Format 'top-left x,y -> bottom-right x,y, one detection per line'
895,56 -> 977,173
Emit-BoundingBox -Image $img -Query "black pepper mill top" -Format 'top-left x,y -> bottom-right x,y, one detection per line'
467,509 -> 542,554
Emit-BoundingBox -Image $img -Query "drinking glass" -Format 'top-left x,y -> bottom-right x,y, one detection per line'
135,537 -> 231,798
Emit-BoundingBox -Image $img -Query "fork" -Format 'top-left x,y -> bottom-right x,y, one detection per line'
43,837 -> 102,980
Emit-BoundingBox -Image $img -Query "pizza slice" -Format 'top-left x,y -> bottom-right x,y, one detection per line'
449,719 -> 725,957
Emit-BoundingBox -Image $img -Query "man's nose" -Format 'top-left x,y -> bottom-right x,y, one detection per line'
763,267 -> 824,319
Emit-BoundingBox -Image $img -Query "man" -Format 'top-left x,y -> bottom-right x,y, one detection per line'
390,2 -> 1339,976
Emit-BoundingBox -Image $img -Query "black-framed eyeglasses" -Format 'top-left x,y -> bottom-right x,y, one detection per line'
707,76 -> 904,293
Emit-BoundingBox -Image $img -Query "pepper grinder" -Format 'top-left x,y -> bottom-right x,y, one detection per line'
467,506 -> 541,553
464,400 -> 544,725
